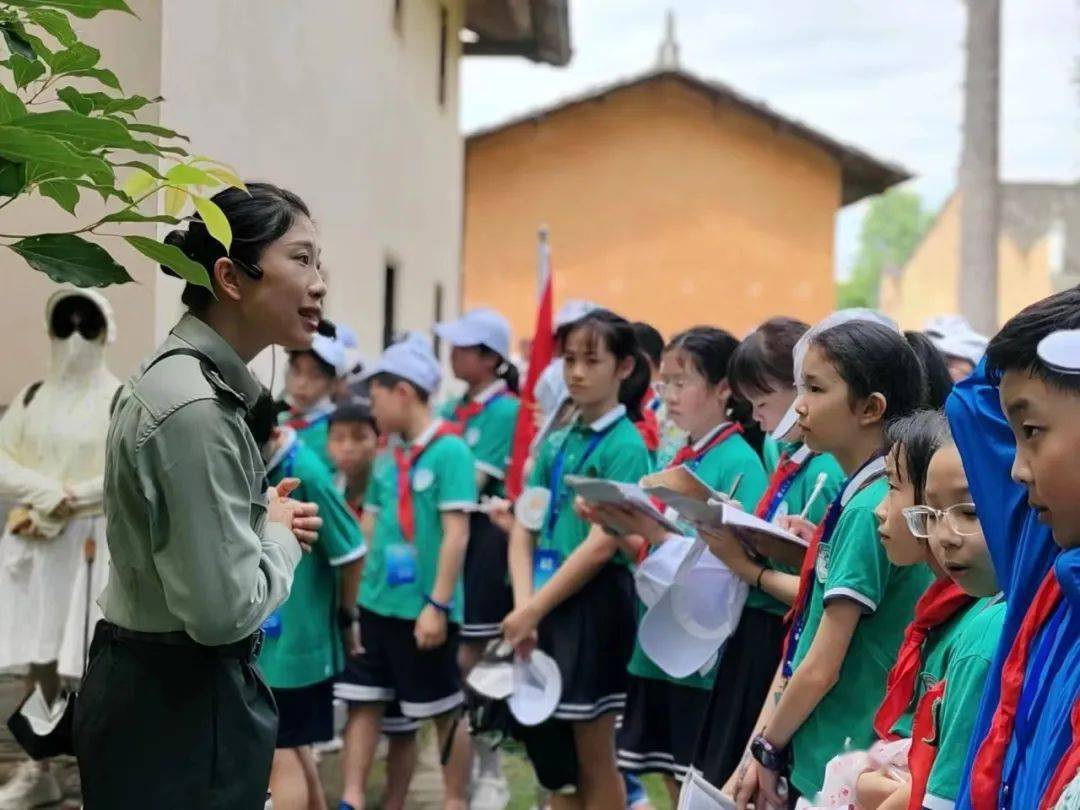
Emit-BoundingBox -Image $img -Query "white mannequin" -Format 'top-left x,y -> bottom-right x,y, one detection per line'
0,288 -> 119,807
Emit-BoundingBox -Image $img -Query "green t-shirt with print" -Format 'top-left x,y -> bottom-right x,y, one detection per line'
788,477 -> 935,798
258,437 -> 367,689
628,429 -> 768,689
527,407 -> 652,568
749,441 -> 844,616
923,597 -> 1006,807
359,421 -> 477,624
438,389 -> 519,498
890,592 -> 985,739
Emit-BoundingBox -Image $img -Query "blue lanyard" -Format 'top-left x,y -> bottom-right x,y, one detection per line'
1000,599 -> 1068,807
280,442 -> 300,480
543,422 -> 617,541
760,453 -> 811,522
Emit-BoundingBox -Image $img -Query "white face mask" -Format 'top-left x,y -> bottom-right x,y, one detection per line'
49,332 -> 106,380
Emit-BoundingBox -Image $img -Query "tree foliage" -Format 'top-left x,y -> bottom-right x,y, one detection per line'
0,0 -> 242,289
838,189 -> 935,309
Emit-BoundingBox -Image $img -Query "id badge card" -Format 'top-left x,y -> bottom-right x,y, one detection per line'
386,543 -> 419,587
533,548 -> 562,590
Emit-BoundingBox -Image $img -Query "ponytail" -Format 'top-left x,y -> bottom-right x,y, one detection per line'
903,330 -> 953,410
620,351 -> 651,421
499,360 -> 521,395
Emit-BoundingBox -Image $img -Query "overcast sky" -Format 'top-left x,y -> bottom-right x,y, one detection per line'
460,0 -> 1080,279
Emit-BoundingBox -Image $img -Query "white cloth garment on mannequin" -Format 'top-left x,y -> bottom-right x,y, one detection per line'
0,288 -> 118,677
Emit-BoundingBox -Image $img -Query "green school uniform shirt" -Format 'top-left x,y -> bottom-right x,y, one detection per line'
788,477 -> 935,798
889,592 -> 986,739
924,597 -> 1006,808
101,313 -> 301,646
280,397 -> 336,472
749,441 -> 844,616
258,432 -> 366,689
527,405 -> 652,568
359,419 -> 477,624
438,380 -> 520,497
627,425 -> 768,689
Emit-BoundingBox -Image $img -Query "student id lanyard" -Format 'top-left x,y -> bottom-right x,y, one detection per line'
451,390 -> 507,432
541,423 -> 617,542
667,422 -> 742,473
754,447 -> 812,522
780,454 -> 885,679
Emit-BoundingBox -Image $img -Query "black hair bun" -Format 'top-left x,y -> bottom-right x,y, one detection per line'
161,229 -> 189,278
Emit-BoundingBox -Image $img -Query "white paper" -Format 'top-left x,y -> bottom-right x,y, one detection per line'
563,476 -> 682,533
720,502 -> 808,548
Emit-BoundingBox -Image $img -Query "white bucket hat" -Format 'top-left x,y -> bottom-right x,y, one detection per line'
508,650 -> 563,726
634,534 -> 695,610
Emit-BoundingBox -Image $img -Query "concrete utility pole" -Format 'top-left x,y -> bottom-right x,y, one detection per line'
957,0 -> 1002,334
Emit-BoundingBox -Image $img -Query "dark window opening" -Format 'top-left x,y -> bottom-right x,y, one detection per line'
383,263 -> 397,349
433,283 -> 445,356
438,6 -> 448,106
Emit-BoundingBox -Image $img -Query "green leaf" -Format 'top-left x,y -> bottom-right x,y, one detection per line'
56,86 -> 93,115
124,235 -> 211,290
1,23 -> 37,60
115,159 -> 162,179
165,163 -> 218,187
126,121 -> 188,141
7,110 -> 137,151
102,94 -> 158,116
205,166 -> 245,190
121,166 -> 155,197
3,54 -> 45,87
100,208 -> 179,225
192,195 -> 231,251
0,85 -> 27,123
2,1 -> 135,20
45,41 -> 99,74
0,157 -> 27,195
64,67 -> 120,90
8,233 -> 132,287
26,9 -> 77,46
74,177 -> 127,203
162,184 -> 186,216
37,178 -> 78,213
0,125 -> 112,184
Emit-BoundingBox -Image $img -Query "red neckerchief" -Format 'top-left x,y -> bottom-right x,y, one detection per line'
446,385 -> 513,435
970,569 -> 1064,809
634,408 -> 661,452
907,679 -> 947,810
873,579 -> 974,740
753,450 -> 809,520
783,513 -> 829,629
392,422 -> 456,542
646,423 -> 743,516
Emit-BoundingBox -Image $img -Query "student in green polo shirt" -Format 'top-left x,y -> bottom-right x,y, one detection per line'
578,326 -> 768,802
678,317 -> 846,796
245,391 -> 366,810
334,333 -> 476,810
434,307 -> 522,807
502,310 -> 652,808
857,413 -> 1005,810
735,317 -> 933,808
281,324 -> 350,471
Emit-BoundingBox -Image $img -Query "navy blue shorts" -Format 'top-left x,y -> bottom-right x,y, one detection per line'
272,679 -> 334,748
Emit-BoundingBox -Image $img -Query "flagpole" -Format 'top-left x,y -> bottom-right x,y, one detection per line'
537,225 -> 549,298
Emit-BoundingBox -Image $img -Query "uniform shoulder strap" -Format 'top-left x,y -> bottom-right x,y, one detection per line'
21,381 -> 43,409
144,347 -> 219,376
109,385 -> 124,416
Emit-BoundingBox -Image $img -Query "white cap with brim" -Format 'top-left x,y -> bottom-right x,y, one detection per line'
677,770 -> 738,810
634,534 -> 695,609
434,308 -> 512,360
638,540 -> 747,679
362,331 -> 442,394
1038,329 -> 1080,374
508,650 -> 562,727
775,308 -> 901,441
554,300 -> 599,330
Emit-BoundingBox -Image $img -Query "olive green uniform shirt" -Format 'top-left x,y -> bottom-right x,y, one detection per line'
100,314 -> 302,646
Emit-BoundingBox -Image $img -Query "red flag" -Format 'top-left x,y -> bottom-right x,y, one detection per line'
505,229 -> 555,500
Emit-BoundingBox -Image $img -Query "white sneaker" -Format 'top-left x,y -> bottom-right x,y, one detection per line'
470,774 -> 510,810
0,760 -> 63,809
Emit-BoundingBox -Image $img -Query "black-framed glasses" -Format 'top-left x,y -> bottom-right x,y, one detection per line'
902,503 -> 981,538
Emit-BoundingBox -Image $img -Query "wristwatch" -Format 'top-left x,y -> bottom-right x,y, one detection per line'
750,734 -> 789,773
337,606 -> 359,629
